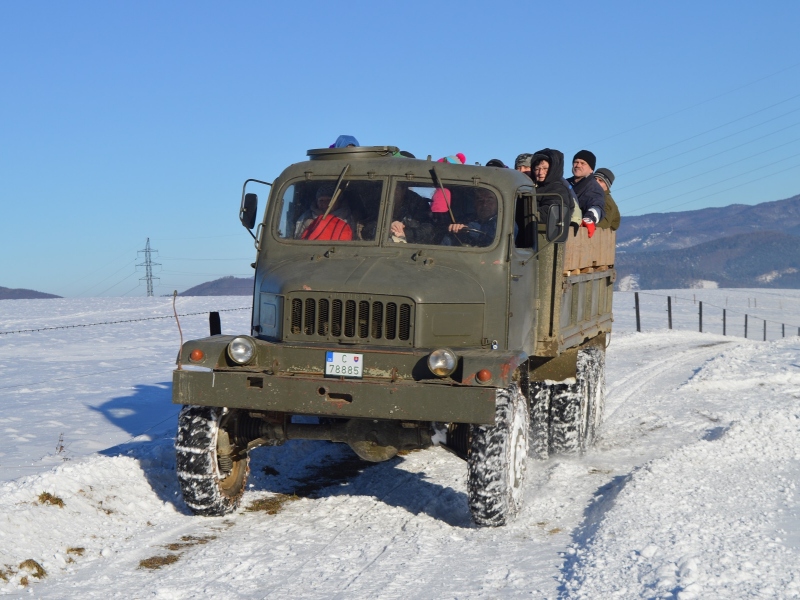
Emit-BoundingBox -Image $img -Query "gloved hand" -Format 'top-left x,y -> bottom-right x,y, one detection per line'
581,218 -> 596,238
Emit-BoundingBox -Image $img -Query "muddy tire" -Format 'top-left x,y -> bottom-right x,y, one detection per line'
175,405 -> 250,516
528,380 -> 551,460
578,346 -> 605,451
548,346 -> 605,455
467,384 -> 529,527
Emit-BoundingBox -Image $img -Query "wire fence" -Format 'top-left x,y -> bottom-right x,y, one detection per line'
0,307 -> 250,336
629,290 -> 800,341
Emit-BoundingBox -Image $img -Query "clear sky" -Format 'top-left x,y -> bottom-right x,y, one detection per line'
2,1 -> 799,297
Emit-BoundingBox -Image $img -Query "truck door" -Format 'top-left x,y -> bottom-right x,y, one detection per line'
507,191 -> 537,355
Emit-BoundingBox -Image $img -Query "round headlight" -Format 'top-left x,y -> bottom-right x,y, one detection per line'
228,336 -> 255,364
427,348 -> 458,377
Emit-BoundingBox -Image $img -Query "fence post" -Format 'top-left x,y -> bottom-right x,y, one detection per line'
699,301 -> 703,332
667,296 -> 672,330
209,311 -> 222,336
763,320 -> 767,342
635,292 -> 641,333
783,324 -> 785,338
723,309 -> 726,336
745,314 -> 748,339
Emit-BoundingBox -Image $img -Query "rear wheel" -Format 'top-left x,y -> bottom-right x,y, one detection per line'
530,346 -> 605,457
175,405 -> 250,516
467,384 -> 529,527
578,346 -> 605,452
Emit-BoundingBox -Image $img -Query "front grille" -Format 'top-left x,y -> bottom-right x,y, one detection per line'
286,293 -> 414,345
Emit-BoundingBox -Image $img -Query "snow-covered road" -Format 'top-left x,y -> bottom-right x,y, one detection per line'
1,296 -> 798,597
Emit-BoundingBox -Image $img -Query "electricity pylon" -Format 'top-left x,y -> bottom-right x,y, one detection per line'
137,238 -> 160,297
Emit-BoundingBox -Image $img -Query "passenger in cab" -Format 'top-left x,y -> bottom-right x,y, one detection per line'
567,150 -> 605,238
294,183 -> 355,241
390,186 -> 441,244
594,168 -> 621,231
530,149 -> 576,223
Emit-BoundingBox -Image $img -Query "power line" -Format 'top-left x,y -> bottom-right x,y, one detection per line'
585,61 -> 800,147
94,268 -> 140,297
630,161 -> 800,215
74,259 -> 138,297
618,136 -> 800,204
616,122 -> 800,192
610,92 -> 800,169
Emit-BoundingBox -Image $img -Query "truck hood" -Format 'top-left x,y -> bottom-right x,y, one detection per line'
259,256 -> 489,304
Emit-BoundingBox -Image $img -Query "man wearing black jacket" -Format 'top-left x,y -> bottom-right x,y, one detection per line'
567,150 -> 605,237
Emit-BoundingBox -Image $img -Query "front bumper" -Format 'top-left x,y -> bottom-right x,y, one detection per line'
172,368 -> 499,424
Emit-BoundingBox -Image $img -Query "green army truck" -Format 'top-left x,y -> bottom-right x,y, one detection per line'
173,146 -> 615,526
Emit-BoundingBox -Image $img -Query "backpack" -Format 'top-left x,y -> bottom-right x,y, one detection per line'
300,214 -> 353,241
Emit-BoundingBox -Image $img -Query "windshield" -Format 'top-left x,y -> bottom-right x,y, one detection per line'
388,181 -> 499,247
276,179 -> 383,241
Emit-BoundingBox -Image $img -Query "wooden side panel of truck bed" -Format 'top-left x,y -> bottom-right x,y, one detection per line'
536,227 -> 615,357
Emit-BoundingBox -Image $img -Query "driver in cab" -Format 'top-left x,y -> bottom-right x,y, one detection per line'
445,188 -> 498,247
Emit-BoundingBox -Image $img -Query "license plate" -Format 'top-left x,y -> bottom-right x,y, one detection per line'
325,351 -> 363,378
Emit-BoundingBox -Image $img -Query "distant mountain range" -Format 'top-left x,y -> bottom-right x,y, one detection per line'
616,194 -> 800,253
614,193 -> 800,290
180,276 -> 253,296
0,286 -> 61,300
615,231 -> 800,290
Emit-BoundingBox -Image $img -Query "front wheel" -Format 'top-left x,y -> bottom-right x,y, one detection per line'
175,405 -> 250,516
467,384 -> 530,527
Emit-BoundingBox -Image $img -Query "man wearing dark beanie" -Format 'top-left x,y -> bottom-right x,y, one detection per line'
567,150 -> 605,238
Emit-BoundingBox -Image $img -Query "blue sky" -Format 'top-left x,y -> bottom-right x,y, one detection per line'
1,1 -> 799,297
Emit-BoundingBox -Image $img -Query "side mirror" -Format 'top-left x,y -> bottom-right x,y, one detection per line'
546,204 -> 568,243
240,193 -> 258,230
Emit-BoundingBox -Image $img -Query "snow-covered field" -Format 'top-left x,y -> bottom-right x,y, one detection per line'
1,292 -> 799,598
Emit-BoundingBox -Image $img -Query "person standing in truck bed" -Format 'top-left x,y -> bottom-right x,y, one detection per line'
594,167 -> 621,230
530,149 -> 576,222
567,150 -> 605,237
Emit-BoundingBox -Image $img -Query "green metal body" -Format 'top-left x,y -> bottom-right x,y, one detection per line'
172,147 -> 614,424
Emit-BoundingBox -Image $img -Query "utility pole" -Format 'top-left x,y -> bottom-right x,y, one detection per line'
137,238 -> 160,297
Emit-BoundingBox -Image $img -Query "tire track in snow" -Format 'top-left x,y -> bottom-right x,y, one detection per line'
557,335 -> 753,594
604,339 -> 736,419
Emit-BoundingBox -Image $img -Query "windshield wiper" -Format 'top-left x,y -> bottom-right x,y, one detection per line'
431,165 -> 463,246
322,164 -> 351,220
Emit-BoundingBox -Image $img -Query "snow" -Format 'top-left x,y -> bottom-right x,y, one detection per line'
688,279 -> 718,289
1,293 -> 799,597
617,274 -> 640,291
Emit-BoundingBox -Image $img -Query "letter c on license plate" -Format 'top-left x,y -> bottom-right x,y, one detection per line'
325,351 -> 363,378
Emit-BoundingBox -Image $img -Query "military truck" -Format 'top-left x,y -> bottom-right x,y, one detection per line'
173,146 -> 614,527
